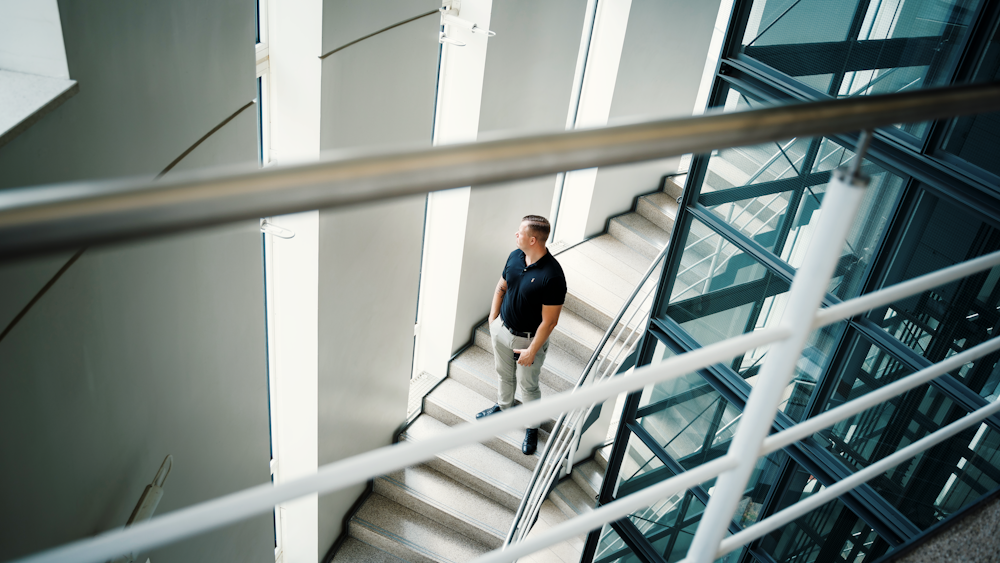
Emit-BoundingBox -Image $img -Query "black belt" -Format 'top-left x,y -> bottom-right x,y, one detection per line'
502,319 -> 534,338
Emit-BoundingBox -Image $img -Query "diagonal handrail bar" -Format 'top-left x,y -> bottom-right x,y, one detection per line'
504,242 -> 670,545
2,82 -> 1000,260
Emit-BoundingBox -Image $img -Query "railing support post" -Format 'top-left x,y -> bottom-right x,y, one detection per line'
685,133 -> 872,563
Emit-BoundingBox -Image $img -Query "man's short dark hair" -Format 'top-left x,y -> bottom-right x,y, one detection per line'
522,215 -> 551,242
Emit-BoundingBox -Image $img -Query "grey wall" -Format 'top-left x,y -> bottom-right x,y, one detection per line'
320,12 -> 440,152
322,0 -> 439,55
317,5 -> 438,551
0,1 -> 270,562
586,0 -> 722,236
0,0 -> 256,188
477,0 -> 587,137
451,0 -> 587,349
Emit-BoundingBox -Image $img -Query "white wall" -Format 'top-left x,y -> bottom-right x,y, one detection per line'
583,0 -> 724,237
0,1 -> 270,562
0,0 -> 69,78
316,3 -> 438,552
266,0 -> 325,561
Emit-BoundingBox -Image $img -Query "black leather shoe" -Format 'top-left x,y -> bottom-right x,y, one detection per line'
522,428 -> 538,455
476,404 -> 502,419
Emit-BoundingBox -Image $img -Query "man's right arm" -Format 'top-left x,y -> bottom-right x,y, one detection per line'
489,277 -> 507,324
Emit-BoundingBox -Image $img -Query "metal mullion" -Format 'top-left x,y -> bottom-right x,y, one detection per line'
725,55 -> 832,103
653,207 -> 695,321
627,421 -> 744,539
919,0 -> 995,156
651,316 -> 754,408
609,518 -> 669,563
636,382 -> 718,419
721,0 -> 756,61
852,316 -> 1000,431
698,171 -> 832,207
584,383 -> 648,563
769,138 -> 823,259
689,203 -> 797,283
825,0 -> 876,99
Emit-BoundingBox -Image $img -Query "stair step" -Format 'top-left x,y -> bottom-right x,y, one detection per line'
351,493 -> 491,563
596,445 -> 611,470
550,478 -> 596,519
637,191 -> 679,232
423,378 -> 549,470
580,234 -> 652,274
571,459 -> 604,498
559,246 -> 659,335
403,415 -> 532,510
609,213 -> 670,260
331,537 -> 409,563
375,464 -> 513,549
662,177 -> 685,200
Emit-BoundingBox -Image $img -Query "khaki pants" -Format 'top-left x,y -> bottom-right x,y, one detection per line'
489,316 -> 548,411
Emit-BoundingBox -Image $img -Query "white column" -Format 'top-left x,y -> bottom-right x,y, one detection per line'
413,0 -> 494,380
553,0 -> 632,246
264,0 -> 323,561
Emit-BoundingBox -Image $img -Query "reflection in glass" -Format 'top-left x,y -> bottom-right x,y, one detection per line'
740,0 -> 982,129
817,332 -> 1000,528
759,462 -> 892,563
781,152 -> 904,300
870,191 -> 1000,401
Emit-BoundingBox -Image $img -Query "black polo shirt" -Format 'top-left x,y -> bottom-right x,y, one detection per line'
500,249 -> 567,333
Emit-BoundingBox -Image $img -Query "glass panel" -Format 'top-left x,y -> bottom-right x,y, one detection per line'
940,15 -> 1000,177
634,368 -> 788,528
870,190 -> 1000,400
631,490 -> 704,562
706,189 -> 793,254
740,0 -> 982,113
615,432 -> 665,498
759,462 -> 892,563
816,331 -> 1000,528
594,523 -> 641,563
746,322 -> 847,420
639,372 -> 741,467
667,218 -> 777,346
781,149 -> 904,299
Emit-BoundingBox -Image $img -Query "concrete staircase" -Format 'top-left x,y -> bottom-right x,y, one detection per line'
331,179 -> 683,563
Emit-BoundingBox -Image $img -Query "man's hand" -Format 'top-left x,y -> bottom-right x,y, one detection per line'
513,348 -> 535,367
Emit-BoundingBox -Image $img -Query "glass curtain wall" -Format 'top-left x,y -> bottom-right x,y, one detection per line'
583,1 -> 1000,562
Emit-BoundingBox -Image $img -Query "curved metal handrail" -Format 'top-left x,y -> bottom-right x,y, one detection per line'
504,241 -> 672,546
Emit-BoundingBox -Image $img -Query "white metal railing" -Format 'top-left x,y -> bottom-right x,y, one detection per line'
13,148 -> 1000,563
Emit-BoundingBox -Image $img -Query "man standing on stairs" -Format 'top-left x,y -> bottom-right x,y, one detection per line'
476,215 -> 567,456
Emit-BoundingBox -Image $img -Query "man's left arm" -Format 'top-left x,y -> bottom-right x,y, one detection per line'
515,304 -> 562,367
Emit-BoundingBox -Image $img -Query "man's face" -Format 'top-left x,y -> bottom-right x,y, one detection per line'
515,221 -> 534,251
